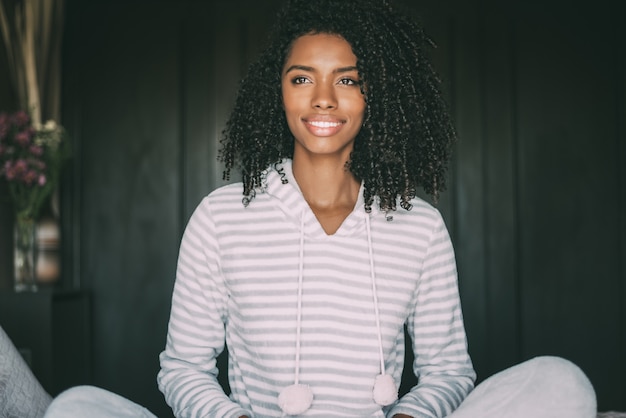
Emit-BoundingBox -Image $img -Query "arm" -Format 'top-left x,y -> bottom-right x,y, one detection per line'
388,214 -> 476,418
157,198 -> 251,418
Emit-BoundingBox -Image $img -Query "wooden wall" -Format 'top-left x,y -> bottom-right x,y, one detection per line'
56,0 -> 626,415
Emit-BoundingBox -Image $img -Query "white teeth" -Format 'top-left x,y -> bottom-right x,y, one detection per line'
308,120 -> 341,128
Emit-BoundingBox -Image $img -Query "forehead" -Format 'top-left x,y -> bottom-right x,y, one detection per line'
284,33 -> 357,66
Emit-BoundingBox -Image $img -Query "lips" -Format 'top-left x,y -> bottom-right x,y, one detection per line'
303,116 -> 345,137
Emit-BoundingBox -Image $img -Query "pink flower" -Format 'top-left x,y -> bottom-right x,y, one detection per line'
29,145 -> 43,156
13,159 -> 28,174
23,170 -> 38,185
3,161 -> 15,180
11,110 -> 29,127
14,130 -> 32,147
0,110 -> 66,214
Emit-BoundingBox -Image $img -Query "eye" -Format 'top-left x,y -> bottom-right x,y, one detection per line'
338,77 -> 358,86
291,76 -> 310,85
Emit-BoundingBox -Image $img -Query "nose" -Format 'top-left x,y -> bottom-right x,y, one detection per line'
312,83 -> 337,109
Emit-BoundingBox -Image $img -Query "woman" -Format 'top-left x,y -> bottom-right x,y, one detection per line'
45,0 -> 597,417
158,0 -> 473,416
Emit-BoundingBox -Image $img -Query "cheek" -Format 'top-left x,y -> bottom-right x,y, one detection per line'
281,96 -> 300,134
281,88 -> 299,118
350,99 -> 366,124
282,101 -> 299,127
280,81 -> 291,112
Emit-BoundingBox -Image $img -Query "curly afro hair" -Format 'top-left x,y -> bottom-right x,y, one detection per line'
219,0 -> 456,212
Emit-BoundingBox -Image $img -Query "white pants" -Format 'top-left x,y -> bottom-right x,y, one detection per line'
448,356 -> 596,418
44,356 -> 597,418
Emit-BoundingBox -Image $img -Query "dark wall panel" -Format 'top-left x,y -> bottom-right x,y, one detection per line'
450,6 -> 490,378
64,3 -> 186,415
607,2 -> 626,409
480,12 -> 521,377
514,6 -> 624,407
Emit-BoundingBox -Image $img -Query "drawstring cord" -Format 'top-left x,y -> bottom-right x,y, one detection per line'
366,213 -> 399,407
278,214 -> 314,415
278,212 -> 397,415
365,214 -> 386,376
294,214 -> 305,385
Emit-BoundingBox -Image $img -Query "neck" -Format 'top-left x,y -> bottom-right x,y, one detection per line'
292,155 -> 360,210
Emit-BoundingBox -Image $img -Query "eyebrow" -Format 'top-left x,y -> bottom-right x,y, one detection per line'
283,65 -> 359,75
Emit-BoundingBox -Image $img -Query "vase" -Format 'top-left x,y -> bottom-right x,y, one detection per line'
36,216 -> 61,284
14,215 -> 38,292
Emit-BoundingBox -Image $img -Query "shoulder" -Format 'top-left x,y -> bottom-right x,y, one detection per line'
195,182 -> 246,211
368,195 -> 447,238
205,182 -> 245,202
390,196 -> 446,228
185,183 -> 245,226
191,181 -> 281,226
371,196 -> 451,250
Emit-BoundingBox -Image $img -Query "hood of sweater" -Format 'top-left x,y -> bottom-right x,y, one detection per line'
262,159 -> 382,239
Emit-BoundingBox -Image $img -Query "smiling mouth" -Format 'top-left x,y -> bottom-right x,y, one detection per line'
306,120 -> 343,128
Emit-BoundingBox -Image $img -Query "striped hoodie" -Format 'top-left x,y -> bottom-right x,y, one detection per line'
158,159 -> 475,418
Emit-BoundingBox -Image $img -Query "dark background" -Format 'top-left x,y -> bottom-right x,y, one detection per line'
0,0 -> 624,416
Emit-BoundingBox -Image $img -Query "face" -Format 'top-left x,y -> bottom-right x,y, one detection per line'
281,33 -> 366,161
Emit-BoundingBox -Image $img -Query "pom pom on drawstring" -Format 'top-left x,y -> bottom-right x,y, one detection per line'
278,384 -> 314,415
373,374 -> 398,406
